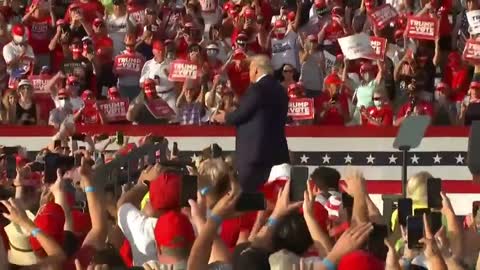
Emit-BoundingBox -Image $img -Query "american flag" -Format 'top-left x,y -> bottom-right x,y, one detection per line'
0,126 -> 477,215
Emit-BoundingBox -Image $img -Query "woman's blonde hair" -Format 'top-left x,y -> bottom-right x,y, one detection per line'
197,158 -> 231,202
406,171 -> 432,204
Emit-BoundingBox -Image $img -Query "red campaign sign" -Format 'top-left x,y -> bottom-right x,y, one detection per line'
369,37 -> 387,60
463,39 -> 480,64
97,98 -> 129,122
368,4 -> 398,29
405,16 -> 438,41
288,98 -> 315,120
114,54 -> 144,76
145,99 -> 176,119
168,60 -> 199,82
28,75 -> 51,94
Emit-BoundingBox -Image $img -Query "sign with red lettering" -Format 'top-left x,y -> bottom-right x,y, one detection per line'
28,74 -> 52,94
368,4 -> 398,29
405,16 -> 438,41
288,98 -> 314,120
463,39 -> 480,64
369,36 -> 387,60
168,60 -> 199,82
114,53 -> 145,76
145,98 -> 176,119
97,98 -> 129,122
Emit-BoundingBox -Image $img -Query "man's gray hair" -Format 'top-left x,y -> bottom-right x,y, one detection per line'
249,54 -> 274,75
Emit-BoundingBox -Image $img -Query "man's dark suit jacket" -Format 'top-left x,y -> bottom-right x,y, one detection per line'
226,74 -> 290,171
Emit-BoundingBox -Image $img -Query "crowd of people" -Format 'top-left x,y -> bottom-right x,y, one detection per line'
0,136 -> 480,270
0,0 -> 479,126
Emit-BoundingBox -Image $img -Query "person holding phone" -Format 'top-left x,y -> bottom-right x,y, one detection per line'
314,73 -> 349,125
458,80 -> 480,125
74,90 -> 105,125
16,79 -> 41,125
360,89 -> 393,127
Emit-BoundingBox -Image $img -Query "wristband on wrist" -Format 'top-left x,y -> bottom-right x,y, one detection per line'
208,213 -> 222,225
322,258 -> 336,270
84,186 -> 96,193
266,217 -> 278,227
199,186 -> 211,196
31,228 -> 41,237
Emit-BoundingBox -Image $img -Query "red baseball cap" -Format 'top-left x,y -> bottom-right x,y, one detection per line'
67,75 -> 79,85
324,73 -> 342,85
154,211 -> 195,249
338,251 -> 384,270
71,210 -> 92,238
244,8 -> 255,19
314,0 -> 326,8
11,24 -> 25,36
149,172 -> 181,210
57,88 -> 69,98
307,34 -> 318,42
436,82 -> 447,90
287,11 -> 296,21
471,81 -> 480,89
152,40 -> 164,51
81,90 -> 93,100
30,202 -> 65,251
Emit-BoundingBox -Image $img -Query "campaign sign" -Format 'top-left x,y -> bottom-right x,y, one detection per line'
369,4 -> 398,29
145,98 -> 176,119
369,36 -> 387,60
405,16 -> 438,41
288,98 -> 314,120
28,74 -> 51,94
467,10 -> 480,35
114,54 -> 144,76
168,60 -> 199,82
338,33 -> 375,60
97,98 -> 129,122
324,51 -> 337,74
463,39 -> 480,64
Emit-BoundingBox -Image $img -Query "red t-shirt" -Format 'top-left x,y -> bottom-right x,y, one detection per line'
92,34 -> 114,63
220,212 -> 257,249
176,37 -> 189,60
226,63 -> 250,96
443,66 -> 469,102
314,91 -> 349,125
25,16 -> 52,54
396,101 -> 434,119
64,0 -> 105,24
361,105 -> 393,126
51,46 -> 66,73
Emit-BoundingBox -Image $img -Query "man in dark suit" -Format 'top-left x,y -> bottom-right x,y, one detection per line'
214,55 -> 290,191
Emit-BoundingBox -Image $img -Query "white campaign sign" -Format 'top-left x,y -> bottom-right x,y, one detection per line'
467,10 -> 480,35
338,33 -> 375,60
324,51 -> 336,74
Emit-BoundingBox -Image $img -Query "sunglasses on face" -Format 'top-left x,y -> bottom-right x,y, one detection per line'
283,69 -> 293,73
58,97 -> 69,100
372,97 -> 382,101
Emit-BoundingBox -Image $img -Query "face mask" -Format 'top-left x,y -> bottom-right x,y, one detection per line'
374,100 -> 382,107
59,99 -> 69,108
362,73 -> 371,82
13,35 -> 25,44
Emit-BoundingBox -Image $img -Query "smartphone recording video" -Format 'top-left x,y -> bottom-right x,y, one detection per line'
427,177 -> 442,209
398,198 -> 413,227
179,175 -> 198,207
235,192 -> 266,211
289,166 -> 309,202
407,216 -> 424,249
5,155 -> 16,179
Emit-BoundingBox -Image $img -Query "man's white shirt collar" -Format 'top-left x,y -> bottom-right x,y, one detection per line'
256,74 -> 268,83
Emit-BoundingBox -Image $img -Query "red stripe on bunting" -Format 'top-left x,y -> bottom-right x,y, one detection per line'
0,125 -> 471,137
361,180 -> 480,194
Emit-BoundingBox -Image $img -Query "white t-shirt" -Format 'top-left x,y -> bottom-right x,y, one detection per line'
107,14 -> 136,56
139,59 -> 174,93
118,203 -> 158,266
2,42 -> 35,74
271,31 -> 300,71
53,96 -> 84,111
